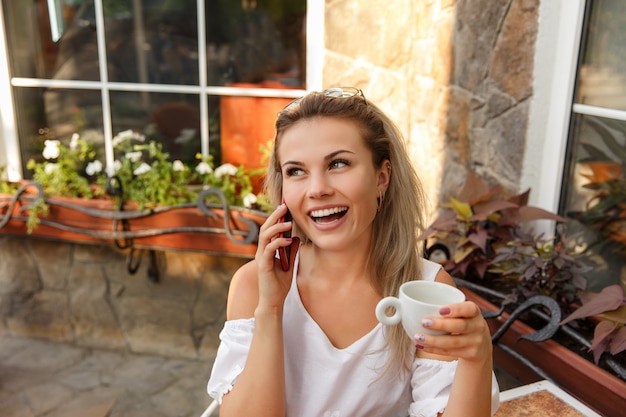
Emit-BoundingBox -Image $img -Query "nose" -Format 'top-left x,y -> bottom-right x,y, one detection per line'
306,171 -> 334,199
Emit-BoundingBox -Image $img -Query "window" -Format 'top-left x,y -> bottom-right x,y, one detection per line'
0,0 -> 315,182
560,0 -> 626,290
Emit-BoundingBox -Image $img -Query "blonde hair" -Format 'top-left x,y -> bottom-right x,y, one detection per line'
264,90 -> 428,374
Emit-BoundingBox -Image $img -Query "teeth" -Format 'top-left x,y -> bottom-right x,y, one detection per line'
310,207 -> 347,218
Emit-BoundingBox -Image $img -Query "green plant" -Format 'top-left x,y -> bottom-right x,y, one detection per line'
423,172 -> 589,308
0,130 -> 268,233
27,134 -> 101,199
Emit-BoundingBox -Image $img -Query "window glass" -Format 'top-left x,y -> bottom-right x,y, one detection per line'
575,0 -> 626,110
2,0 -> 307,179
104,0 -> 199,84
3,1 -> 99,80
206,1 -> 306,88
110,91 -> 201,164
14,87 -> 105,167
562,0 -> 626,290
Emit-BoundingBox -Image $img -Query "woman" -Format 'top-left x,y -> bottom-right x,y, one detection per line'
207,87 -> 499,416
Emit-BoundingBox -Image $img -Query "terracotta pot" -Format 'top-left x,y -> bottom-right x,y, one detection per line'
219,81 -> 298,193
0,193 -> 267,258
462,287 -> 626,417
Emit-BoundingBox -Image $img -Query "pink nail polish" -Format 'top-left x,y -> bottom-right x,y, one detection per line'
421,319 -> 433,328
439,307 -> 451,315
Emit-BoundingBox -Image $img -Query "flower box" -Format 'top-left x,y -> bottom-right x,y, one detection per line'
0,190 -> 267,258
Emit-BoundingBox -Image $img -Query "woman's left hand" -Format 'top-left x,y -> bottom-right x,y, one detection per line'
414,301 -> 492,364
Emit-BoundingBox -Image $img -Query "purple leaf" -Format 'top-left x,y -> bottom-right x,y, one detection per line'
609,326 -> 626,356
468,229 -> 488,252
470,200 -> 518,220
561,285 -> 625,325
591,336 -> 610,364
517,206 -> 568,222
590,320 -> 617,352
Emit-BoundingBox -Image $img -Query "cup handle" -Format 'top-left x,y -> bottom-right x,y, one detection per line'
375,297 -> 401,325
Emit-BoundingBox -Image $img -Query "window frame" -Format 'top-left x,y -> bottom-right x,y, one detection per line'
522,0 -> 587,220
0,0 -> 323,182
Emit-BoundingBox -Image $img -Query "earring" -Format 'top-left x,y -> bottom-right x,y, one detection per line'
377,190 -> 385,213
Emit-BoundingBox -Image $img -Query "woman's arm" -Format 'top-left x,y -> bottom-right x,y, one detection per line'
218,205 -> 297,417
415,270 -> 495,417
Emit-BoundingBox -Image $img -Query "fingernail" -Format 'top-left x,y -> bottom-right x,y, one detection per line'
415,343 -> 424,349
284,238 -> 293,243
421,319 -> 433,328
439,307 -> 451,315
414,333 -> 425,342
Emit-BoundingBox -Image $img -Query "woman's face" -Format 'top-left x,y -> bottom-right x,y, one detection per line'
278,117 -> 390,252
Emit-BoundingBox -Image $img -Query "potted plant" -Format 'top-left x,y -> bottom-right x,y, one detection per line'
0,130 -> 270,257
423,171 -> 626,416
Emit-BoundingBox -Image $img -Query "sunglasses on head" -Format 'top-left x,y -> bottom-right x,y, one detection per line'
281,86 -> 367,111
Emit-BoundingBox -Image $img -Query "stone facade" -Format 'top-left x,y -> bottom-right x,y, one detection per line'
324,0 -> 538,210
0,236 -> 247,360
0,0 -> 540,358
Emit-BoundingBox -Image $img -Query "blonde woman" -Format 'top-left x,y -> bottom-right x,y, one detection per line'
207,87 -> 500,417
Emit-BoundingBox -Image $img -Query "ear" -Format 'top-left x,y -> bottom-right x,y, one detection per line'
377,160 -> 391,191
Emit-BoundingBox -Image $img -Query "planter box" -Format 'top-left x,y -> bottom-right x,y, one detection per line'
462,287 -> 626,417
0,192 -> 267,258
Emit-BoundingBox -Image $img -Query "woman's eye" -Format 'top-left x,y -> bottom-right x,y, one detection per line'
330,159 -> 350,170
285,167 -> 303,177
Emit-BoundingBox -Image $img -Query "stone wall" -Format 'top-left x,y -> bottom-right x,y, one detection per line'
0,235 -> 247,360
324,0 -> 539,211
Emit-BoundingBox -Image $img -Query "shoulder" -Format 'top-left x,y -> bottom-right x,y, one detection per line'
226,260 -> 260,320
420,257 -> 456,287
420,258 -> 455,287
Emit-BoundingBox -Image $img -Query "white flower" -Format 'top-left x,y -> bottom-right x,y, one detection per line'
125,151 -> 143,162
112,129 -> 145,147
243,193 -> 257,208
42,140 -> 61,159
44,163 -> 59,175
195,162 -> 213,175
172,160 -> 185,171
133,162 -> 152,176
85,160 -> 103,176
106,160 -> 122,176
214,163 -> 238,178
69,133 -> 80,150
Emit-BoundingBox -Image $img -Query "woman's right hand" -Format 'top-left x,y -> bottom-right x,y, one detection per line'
254,204 -> 298,312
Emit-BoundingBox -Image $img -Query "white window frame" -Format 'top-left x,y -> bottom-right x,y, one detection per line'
522,0 -> 587,216
0,0 -> 323,182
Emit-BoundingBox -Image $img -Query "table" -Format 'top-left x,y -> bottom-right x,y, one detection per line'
495,380 -> 601,417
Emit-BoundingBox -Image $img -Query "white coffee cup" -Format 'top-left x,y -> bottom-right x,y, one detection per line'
375,280 -> 466,336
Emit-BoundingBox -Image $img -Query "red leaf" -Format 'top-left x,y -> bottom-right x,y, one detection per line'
516,206 -> 568,222
610,326 -> 626,356
470,200 -> 518,220
507,189 -> 530,207
468,229 -> 488,252
590,320 -> 617,352
591,336 -> 610,364
561,285 -> 625,325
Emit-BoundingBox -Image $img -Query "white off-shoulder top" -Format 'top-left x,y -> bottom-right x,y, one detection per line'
207,254 -> 500,417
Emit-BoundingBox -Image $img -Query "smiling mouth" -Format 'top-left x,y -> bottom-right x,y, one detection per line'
309,207 -> 348,223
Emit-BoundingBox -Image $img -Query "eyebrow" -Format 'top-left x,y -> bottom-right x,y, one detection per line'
281,149 -> 355,168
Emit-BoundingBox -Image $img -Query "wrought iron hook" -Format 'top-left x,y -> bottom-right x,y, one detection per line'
491,295 -> 562,344
197,188 -> 259,245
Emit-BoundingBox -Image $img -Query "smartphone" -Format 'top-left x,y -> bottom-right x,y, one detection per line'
277,201 -> 292,271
